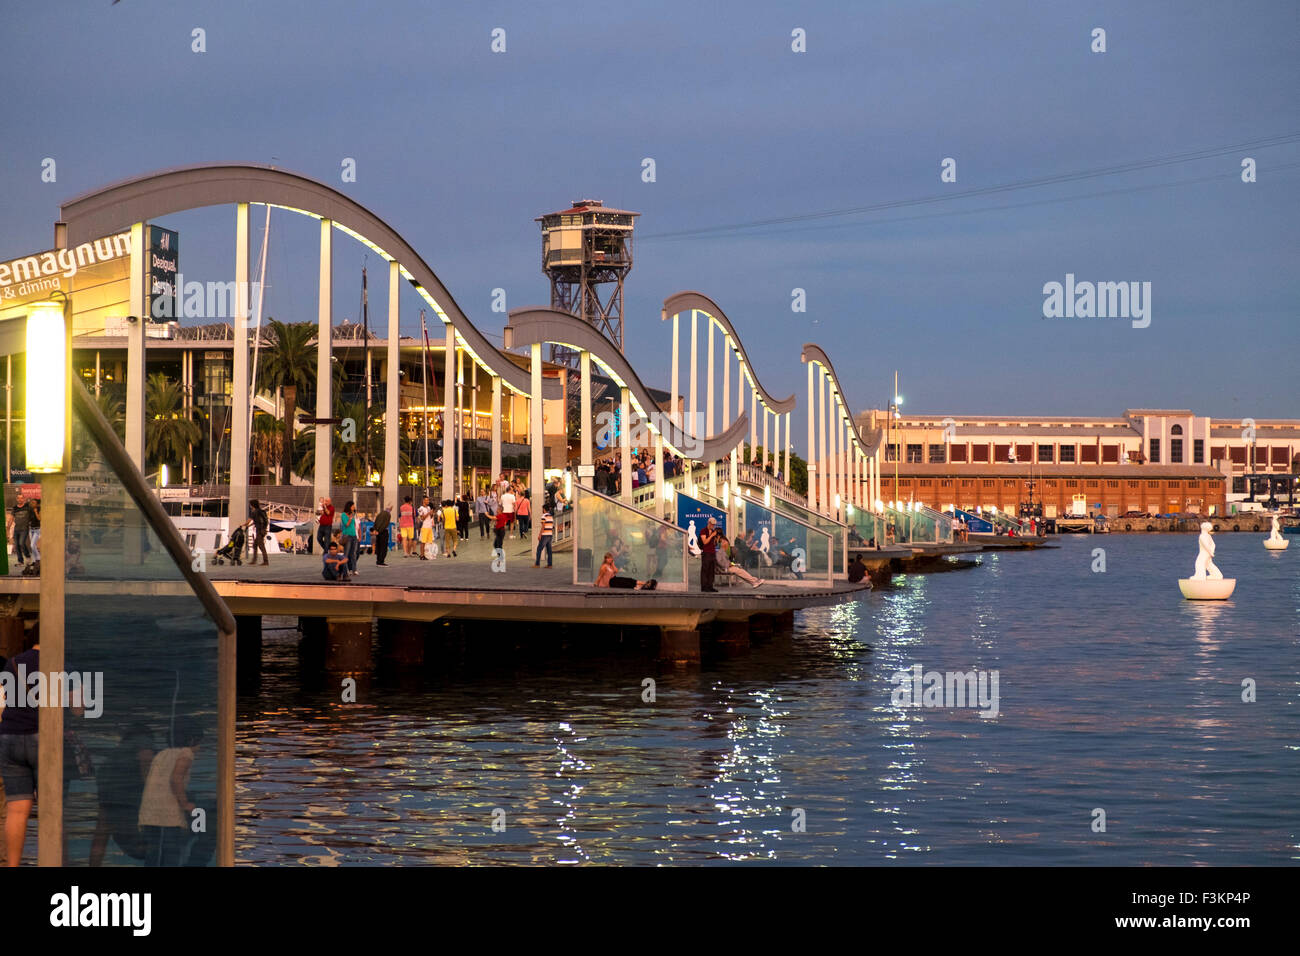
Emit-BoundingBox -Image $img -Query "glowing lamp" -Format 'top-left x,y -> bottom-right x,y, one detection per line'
160,464 -> 169,488
25,301 -> 67,473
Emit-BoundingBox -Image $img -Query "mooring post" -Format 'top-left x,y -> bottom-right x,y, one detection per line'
659,627 -> 701,663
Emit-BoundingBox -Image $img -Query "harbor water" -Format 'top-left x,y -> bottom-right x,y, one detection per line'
235,533 -> 1299,865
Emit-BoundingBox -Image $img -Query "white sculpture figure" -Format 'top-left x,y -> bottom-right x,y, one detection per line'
1264,514 -> 1290,551
1180,522 -> 1236,600
686,520 -> 700,556
1193,522 -> 1222,579
759,526 -> 771,555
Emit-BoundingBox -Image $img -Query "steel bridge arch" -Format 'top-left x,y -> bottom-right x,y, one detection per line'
661,291 -> 796,415
58,162 -> 559,398
801,342 -> 882,457
504,306 -> 750,462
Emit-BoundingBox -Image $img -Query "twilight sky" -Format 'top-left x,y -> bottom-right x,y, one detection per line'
1,0 -> 1296,433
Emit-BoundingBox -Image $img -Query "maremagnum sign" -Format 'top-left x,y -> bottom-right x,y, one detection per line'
0,232 -> 132,305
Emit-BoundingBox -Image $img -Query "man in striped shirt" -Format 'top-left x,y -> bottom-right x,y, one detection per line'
533,505 -> 555,568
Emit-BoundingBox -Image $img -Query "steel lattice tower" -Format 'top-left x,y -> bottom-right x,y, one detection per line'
537,200 -> 638,367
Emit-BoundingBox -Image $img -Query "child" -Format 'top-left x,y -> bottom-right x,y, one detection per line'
138,718 -> 203,867
420,509 -> 437,559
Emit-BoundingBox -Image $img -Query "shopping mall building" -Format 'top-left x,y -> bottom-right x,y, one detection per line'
856,408 -> 1300,518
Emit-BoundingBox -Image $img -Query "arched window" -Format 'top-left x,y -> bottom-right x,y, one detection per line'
1170,424 -> 1183,435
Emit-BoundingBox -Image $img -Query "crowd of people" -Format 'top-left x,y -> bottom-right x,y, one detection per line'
316,473 -> 572,582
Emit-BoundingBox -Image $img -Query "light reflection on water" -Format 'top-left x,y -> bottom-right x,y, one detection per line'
237,534 -> 1299,865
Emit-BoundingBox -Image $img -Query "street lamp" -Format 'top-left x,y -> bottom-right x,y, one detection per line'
26,299 -> 69,473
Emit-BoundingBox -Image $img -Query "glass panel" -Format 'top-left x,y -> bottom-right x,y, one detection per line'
574,485 -> 687,589
57,411 -> 222,867
881,504 -> 951,544
732,497 -> 832,587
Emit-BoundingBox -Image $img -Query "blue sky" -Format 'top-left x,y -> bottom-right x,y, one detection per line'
1,0 -> 1296,431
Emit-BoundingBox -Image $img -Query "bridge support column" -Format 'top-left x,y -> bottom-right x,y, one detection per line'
736,359 -> 745,460
491,375 -> 502,485
688,310 -> 697,439
325,618 -> 372,672
379,619 -> 426,666
818,366 -> 828,514
444,324 -> 457,502
125,221 -> 146,473
659,627 -> 700,664
750,385 -> 758,465
721,337 -> 730,433
763,403 -> 770,472
748,614 -> 774,642
715,620 -> 749,656
670,313 -> 679,429
619,386 -> 631,504
231,204 -> 250,531
780,411 -> 790,489
654,431 -> 664,520
705,315 -> 714,442
580,351 -> 592,469
384,260 -> 400,510
235,614 -> 262,677
728,445 -> 738,533
806,361 -> 815,512
530,344 -> 544,548
771,411 -> 780,480
314,219 -> 333,509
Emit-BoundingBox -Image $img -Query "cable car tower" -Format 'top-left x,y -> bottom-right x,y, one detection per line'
537,200 -> 638,367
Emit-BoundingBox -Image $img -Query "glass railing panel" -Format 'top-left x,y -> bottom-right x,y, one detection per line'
573,485 -> 688,590
731,498 -> 833,588
56,412 -> 222,867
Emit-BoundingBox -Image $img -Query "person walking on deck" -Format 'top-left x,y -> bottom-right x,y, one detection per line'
534,505 -> 554,568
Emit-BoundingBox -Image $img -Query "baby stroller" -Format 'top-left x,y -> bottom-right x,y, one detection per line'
213,525 -> 247,566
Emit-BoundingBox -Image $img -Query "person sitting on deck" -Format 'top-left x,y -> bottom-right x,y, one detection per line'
848,554 -> 869,584
774,536 -> 804,580
594,552 -> 655,590
716,534 -> 762,588
322,540 -> 350,582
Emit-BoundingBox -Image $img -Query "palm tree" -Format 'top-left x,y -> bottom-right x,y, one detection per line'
250,410 -> 284,482
145,372 -> 201,474
261,319 -> 316,484
293,397 -> 405,485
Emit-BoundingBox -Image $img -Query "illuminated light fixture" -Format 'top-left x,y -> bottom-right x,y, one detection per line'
25,300 -> 67,473
160,464 -> 169,488
894,395 -> 904,406
834,492 -> 841,511
846,502 -> 855,517
564,469 -> 572,502
764,485 -> 772,507
722,483 -> 730,507
875,498 -> 884,513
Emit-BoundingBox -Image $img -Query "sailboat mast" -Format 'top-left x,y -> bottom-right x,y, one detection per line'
248,203 -> 271,478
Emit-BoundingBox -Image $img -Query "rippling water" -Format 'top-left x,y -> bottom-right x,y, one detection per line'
235,534 -> 1299,865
